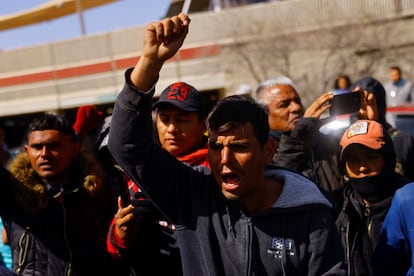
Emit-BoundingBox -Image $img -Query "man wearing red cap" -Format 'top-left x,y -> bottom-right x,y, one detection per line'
107,81 -> 209,275
335,119 -> 409,276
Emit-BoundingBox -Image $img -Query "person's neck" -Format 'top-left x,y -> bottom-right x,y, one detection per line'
242,177 -> 283,216
44,178 -> 70,188
393,79 -> 405,86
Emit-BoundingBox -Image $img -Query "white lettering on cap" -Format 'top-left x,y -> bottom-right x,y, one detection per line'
347,121 -> 368,138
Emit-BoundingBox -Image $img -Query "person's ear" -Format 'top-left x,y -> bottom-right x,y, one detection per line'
264,137 -> 277,164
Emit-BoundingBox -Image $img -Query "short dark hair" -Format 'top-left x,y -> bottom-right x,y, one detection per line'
334,75 -> 352,90
27,113 -> 76,141
390,66 -> 401,74
207,95 -> 269,145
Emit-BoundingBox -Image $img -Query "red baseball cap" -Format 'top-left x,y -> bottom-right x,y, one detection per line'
340,120 -> 386,158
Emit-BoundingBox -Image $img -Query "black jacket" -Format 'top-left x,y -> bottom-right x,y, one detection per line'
273,117 -> 345,212
0,152 -> 122,276
335,174 -> 408,276
388,126 -> 414,180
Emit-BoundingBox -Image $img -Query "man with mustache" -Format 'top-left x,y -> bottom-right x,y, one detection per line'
255,77 -> 305,135
255,78 -> 345,201
108,13 -> 346,275
0,113 -> 123,275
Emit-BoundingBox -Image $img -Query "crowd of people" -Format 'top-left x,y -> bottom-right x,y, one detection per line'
0,12 -> 413,276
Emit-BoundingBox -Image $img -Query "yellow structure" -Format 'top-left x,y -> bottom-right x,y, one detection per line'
0,0 -> 117,31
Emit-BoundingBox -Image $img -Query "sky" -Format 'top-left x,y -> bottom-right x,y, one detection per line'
0,0 -> 171,51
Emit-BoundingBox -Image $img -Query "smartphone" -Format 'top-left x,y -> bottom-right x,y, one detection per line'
329,90 -> 361,116
114,164 -> 131,206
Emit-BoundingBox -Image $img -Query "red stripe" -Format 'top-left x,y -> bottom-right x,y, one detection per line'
56,62 -> 112,78
387,106 -> 414,112
169,45 -> 221,61
0,71 -> 54,86
0,45 -> 221,88
115,57 -> 139,69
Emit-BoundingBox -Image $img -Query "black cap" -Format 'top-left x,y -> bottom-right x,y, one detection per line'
153,82 -> 206,116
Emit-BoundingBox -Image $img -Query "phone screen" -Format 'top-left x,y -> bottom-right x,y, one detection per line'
329,91 -> 361,116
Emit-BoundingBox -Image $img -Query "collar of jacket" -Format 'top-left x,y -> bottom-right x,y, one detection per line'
177,141 -> 209,168
7,151 -> 104,214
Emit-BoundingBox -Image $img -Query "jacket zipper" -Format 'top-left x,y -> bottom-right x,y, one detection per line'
245,217 -> 252,276
345,220 -> 351,276
60,197 -> 73,276
16,228 -> 30,274
364,202 -> 373,240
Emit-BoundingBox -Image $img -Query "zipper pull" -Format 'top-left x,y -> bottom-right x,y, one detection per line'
363,200 -> 371,217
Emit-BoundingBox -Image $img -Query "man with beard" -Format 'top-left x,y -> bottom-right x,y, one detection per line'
0,113 -> 122,275
108,13 -> 346,275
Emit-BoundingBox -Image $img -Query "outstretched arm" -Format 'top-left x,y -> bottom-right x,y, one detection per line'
109,13 -> 191,172
108,14 -> 194,224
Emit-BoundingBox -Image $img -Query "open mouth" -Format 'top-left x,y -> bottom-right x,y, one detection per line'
222,174 -> 240,190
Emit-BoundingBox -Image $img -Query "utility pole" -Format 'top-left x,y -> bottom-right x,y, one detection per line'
75,0 -> 86,35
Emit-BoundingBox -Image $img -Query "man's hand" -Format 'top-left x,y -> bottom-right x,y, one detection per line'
131,13 -> 190,91
114,192 -> 156,248
304,91 -> 333,118
142,13 -> 190,62
355,86 -> 379,121
114,197 -> 139,246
